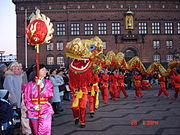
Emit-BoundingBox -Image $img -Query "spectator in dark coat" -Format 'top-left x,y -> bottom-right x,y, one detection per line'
0,64 -> 7,89
63,72 -> 71,101
0,90 -> 15,135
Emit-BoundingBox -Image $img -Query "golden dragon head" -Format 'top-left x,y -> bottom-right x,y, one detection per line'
66,36 -> 103,72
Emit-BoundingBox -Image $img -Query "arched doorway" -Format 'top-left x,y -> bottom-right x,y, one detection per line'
122,46 -> 139,61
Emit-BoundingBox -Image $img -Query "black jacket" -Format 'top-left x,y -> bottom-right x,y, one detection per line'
0,72 -> 5,89
0,99 -> 14,125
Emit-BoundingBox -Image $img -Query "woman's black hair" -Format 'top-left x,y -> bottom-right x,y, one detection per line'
26,64 -> 35,77
38,64 -> 46,70
56,69 -> 64,74
29,64 -> 46,82
50,68 -> 57,75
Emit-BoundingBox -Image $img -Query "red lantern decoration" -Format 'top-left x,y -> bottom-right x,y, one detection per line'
26,20 -> 48,45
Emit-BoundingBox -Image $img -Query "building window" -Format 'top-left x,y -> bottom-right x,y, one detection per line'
138,22 -> 147,34
178,23 -> 180,34
57,23 -> 66,36
47,56 -> 54,65
162,5 -> 165,8
57,41 -> 64,51
49,6 -> 52,10
112,22 -> 121,35
20,7 -> 24,10
165,22 -> 173,34
153,54 -> 160,62
166,40 -> 173,49
85,23 -> 93,35
47,43 -> 53,51
166,54 -> 173,62
152,22 -> 160,34
63,5 -> 66,9
71,23 -> 80,35
77,5 -> 80,9
176,5 -> 179,9
153,40 -> 160,49
106,4 -> 109,8
98,23 -> 107,35
57,56 -> 64,67
120,5 -> 123,8
92,5 -> 95,8
102,42 -> 106,49
134,5 -> 138,8
149,4 -> 151,8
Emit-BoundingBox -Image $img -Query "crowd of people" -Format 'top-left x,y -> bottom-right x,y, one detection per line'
0,62 -> 179,134
0,62 -> 70,135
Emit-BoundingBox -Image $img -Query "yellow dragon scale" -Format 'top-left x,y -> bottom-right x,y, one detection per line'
104,51 -> 179,76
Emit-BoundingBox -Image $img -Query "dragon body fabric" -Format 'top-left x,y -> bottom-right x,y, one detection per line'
66,36 -> 104,89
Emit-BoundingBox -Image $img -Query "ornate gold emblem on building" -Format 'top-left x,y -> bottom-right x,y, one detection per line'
125,7 -> 134,30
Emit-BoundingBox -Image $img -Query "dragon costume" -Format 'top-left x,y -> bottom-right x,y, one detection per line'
66,36 -> 104,127
105,51 -> 179,90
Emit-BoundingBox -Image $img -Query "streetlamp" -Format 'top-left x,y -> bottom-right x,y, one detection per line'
0,51 -> 5,63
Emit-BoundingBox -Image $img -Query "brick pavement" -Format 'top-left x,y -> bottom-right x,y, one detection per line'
52,89 -> 180,135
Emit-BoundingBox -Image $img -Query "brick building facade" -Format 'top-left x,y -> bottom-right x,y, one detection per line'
12,0 -> 180,68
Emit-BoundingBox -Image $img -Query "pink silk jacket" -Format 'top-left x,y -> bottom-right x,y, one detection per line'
24,79 -> 54,119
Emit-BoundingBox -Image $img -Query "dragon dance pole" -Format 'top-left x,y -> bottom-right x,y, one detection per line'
25,9 -> 54,132
35,44 -> 41,118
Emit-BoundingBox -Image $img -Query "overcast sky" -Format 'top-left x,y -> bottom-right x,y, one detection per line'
0,0 -> 16,55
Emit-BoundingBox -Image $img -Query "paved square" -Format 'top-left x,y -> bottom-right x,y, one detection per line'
52,89 -> 180,135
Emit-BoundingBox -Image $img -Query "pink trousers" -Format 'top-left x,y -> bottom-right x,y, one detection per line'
29,116 -> 52,135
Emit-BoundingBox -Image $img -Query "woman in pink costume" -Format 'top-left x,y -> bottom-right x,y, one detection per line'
24,64 -> 54,135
